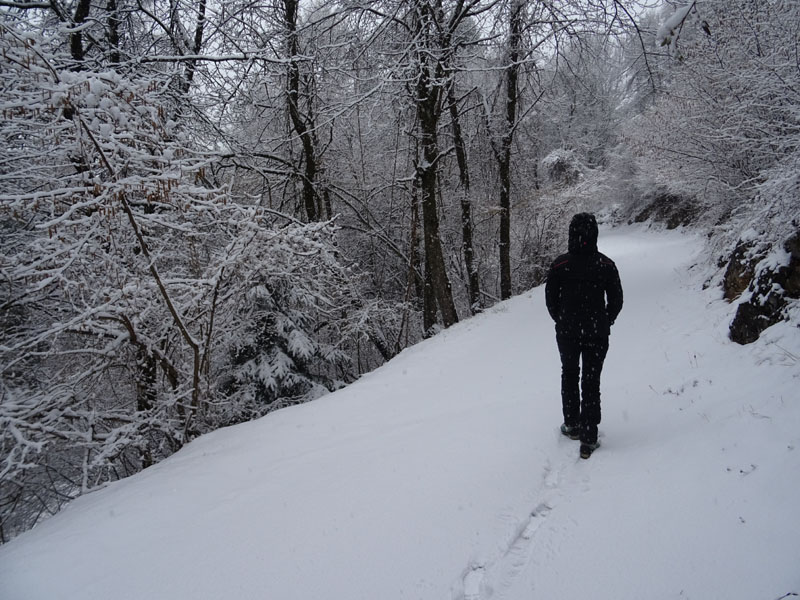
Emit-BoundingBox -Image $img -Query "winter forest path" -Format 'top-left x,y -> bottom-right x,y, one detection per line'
463,227 -> 800,600
1,227 -> 799,600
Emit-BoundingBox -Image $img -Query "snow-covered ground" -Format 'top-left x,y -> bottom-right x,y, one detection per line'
1,226 -> 798,600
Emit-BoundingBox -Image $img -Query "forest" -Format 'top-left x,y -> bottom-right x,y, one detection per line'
1,0 -> 798,542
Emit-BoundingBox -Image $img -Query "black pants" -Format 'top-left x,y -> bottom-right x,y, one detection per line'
557,335 -> 609,444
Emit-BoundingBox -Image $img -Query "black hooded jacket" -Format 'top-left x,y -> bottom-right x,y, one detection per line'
545,213 -> 623,339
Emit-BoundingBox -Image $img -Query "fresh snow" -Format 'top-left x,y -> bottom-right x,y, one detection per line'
656,3 -> 694,48
1,226 -> 799,600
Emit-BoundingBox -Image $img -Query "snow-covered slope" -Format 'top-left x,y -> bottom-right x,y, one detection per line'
1,226 -> 798,600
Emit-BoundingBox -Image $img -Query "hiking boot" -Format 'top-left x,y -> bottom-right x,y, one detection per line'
580,441 -> 600,459
560,423 -> 581,440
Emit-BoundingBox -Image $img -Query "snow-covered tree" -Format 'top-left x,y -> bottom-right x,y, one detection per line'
624,0 -> 800,219
0,9 -> 394,541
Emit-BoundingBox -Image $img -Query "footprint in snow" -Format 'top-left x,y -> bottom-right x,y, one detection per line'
458,503 -> 553,599
463,565 -> 485,600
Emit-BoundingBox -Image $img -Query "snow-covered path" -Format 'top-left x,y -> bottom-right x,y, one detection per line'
1,226 -> 799,600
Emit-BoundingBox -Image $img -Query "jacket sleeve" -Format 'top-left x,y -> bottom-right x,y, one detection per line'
605,263 -> 623,326
545,263 -> 560,322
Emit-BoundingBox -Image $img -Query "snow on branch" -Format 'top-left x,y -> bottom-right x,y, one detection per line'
1,15 -> 394,542
656,2 -> 695,55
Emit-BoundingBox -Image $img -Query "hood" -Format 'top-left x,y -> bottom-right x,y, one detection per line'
568,213 -> 598,254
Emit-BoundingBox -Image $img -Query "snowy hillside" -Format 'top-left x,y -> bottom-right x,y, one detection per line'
1,226 -> 798,600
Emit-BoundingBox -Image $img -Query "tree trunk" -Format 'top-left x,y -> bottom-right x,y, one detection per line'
448,84 -> 481,313
106,0 -> 121,66
70,0 -> 92,67
402,176 -> 427,339
422,234 -> 438,335
416,68 -> 458,334
409,174 -> 425,303
284,0 -> 319,222
181,0 -> 206,93
499,1 -> 523,300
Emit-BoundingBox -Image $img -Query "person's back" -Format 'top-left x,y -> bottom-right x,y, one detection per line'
545,213 -> 623,458
546,248 -> 622,340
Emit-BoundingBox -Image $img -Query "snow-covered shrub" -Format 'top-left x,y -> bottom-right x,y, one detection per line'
513,169 -> 613,289
624,0 -> 800,223
630,188 -> 702,229
513,194 -> 573,289
540,149 -> 583,187
0,17 -> 397,542
213,219 -> 402,422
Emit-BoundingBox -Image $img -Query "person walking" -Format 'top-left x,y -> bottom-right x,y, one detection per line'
545,213 -> 623,459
